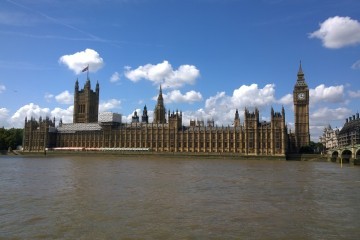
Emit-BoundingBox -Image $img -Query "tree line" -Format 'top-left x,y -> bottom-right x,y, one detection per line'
0,128 -> 23,150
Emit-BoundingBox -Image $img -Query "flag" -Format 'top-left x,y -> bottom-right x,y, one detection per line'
82,65 -> 89,72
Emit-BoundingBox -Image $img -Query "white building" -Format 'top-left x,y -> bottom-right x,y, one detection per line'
319,124 -> 339,149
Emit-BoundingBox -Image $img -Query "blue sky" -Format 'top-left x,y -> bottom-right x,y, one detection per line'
0,0 -> 360,141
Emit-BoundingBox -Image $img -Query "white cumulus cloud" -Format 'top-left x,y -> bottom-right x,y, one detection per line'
162,90 -> 203,104
196,84 -> 278,126
310,84 -> 344,104
309,106 -> 351,141
311,107 -> 352,122
51,105 -> 74,123
9,103 -> 74,128
0,84 -> 5,93
59,48 -> 104,74
99,99 -> 121,112
309,16 -> 360,48
349,90 -> 360,98
55,90 -> 73,104
51,106 -> 73,124
110,72 -> 120,83
44,93 -> 54,102
231,83 -> 276,108
181,108 -> 216,126
204,92 -> 227,110
0,108 -> 9,122
124,60 -> 200,88
10,103 -> 51,128
278,93 -> 293,105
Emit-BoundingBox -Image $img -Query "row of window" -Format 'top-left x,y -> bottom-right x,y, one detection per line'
59,132 -> 284,140
57,139 -> 283,149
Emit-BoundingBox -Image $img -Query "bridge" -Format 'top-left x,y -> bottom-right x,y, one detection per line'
327,144 -> 360,165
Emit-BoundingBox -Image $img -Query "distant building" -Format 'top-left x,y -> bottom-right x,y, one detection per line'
319,124 -> 339,150
23,64 -> 311,155
338,113 -> 360,147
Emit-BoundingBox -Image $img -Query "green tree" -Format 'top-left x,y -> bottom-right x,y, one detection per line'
299,141 -> 324,154
0,128 -> 23,150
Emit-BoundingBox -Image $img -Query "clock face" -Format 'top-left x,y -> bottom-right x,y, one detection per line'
297,93 -> 305,100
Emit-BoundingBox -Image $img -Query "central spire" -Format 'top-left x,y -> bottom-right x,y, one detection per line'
154,84 -> 166,124
158,84 -> 163,101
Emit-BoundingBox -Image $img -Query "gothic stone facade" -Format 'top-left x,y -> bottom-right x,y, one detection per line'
23,65 -> 311,155
23,108 -> 287,155
73,79 -> 99,123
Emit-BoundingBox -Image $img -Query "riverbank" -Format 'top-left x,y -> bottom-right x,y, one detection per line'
1,150 -> 330,162
286,153 -> 328,162
5,150 -> 287,160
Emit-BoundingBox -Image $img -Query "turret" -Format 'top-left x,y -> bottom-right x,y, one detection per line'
141,105 -> 149,123
85,79 -> 91,89
255,107 -> 259,120
234,109 -> 240,127
169,108 -> 182,129
96,81 -> 100,95
75,79 -> 79,91
132,110 -> 139,123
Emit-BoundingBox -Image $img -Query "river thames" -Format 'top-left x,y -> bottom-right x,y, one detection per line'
0,156 -> 359,239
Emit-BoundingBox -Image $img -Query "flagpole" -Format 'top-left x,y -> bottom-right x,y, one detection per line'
81,65 -> 89,79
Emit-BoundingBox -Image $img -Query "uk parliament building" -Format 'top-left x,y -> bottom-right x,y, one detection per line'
23,64 -> 310,155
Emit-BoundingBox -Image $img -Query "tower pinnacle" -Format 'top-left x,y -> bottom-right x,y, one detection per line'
296,61 -> 307,86
154,84 -> 166,124
298,61 -> 303,75
158,85 -> 163,101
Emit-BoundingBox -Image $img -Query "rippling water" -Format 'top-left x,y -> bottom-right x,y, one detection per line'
0,156 -> 359,239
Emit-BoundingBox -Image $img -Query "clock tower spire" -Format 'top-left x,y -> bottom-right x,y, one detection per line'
293,61 -> 310,151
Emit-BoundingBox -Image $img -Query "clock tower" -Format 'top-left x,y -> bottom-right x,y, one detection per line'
293,62 -> 310,150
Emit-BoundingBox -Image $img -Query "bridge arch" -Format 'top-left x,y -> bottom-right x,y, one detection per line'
341,149 -> 352,163
331,151 -> 339,162
355,149 -> 360,160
